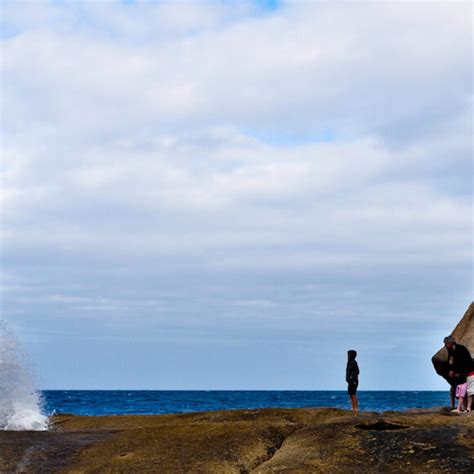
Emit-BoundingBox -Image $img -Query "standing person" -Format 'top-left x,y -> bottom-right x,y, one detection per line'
467,366 -> 474,413
447,355 -> 456,410
444,336 -> 474,413
346,350 -> 359,412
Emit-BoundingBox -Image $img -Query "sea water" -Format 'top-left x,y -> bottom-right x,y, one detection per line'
42,389 -> 450,416
0,323 -> 48,431
0,322 -> 451,422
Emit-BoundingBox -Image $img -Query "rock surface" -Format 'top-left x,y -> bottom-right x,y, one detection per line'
1,407 -> 473,473
432,302 -> 474,384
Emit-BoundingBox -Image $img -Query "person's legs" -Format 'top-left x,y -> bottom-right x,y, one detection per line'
450,385 -> 456,409
351,394 -> 359,412
467,395 -> 472,413
348,382 -> 358,412
453,383 -> 467,413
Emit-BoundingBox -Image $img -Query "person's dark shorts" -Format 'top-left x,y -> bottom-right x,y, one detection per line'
348,382 -> 358,396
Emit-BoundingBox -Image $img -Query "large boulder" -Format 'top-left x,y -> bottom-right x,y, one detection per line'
432,302 -> 474,384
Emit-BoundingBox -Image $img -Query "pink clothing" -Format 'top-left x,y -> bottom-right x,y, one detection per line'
455,382 -> 467,398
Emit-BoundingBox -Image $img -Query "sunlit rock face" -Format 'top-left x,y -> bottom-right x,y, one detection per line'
432,302 -> 474,384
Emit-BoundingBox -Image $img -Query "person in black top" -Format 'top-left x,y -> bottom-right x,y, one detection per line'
444,335 -> 474,412
346,350 -> 359,412
444,336 -> 473,381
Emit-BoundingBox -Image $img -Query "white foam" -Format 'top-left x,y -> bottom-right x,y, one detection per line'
0,322 -> 49,431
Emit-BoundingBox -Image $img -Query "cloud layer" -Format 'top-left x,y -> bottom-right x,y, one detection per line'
1,1 -> 472,389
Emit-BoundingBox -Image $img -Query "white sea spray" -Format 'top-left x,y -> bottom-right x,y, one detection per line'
0,322 -> 48,430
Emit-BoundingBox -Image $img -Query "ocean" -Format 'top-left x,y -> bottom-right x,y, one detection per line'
41,390 -> 451,416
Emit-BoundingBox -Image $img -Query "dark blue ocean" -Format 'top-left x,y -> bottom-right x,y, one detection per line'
41,390 -> 450,416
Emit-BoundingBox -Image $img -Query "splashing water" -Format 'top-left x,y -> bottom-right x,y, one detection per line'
0,323 -> 48,430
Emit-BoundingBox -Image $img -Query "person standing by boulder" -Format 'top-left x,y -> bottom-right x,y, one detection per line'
444,336 -> 474,413
467,368 -> 474,413
346,350 -> 359,412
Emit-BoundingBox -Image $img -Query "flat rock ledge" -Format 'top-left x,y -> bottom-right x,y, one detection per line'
1,407 -> 473,473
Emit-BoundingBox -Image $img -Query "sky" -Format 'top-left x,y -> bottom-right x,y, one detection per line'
0,0 -> 472,390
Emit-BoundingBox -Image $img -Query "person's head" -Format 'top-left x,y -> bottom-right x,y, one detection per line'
444,335 -> 456,351
347,350 -> 357,361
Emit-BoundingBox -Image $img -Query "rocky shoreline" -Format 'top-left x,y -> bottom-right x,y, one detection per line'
1,407 -> 473,473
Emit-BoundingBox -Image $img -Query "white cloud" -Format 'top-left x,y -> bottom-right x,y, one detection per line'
0,2 -> 471,378
2,122 -> 470,270
2,2 -> 470,140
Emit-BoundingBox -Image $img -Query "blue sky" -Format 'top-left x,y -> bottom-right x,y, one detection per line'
1,0 -> 472,390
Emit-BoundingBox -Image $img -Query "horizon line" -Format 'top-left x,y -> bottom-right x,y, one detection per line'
40,388 -> 449,392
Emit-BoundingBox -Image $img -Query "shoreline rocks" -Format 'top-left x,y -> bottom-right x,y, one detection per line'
1,407 -> 473,472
